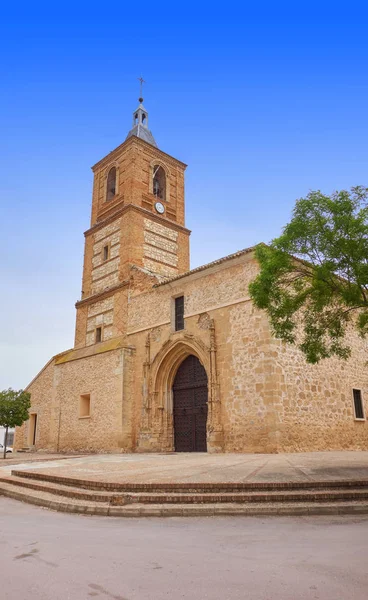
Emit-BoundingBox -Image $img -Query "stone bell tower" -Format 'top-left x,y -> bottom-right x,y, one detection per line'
74,92 -> 191,349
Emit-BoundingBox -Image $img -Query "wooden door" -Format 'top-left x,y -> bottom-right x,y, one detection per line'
173,355 -> 208,452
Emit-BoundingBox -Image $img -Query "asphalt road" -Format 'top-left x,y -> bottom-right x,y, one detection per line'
1,498 -> 367,600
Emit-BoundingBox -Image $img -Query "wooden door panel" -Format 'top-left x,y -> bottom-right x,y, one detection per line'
173,356 -> 208,452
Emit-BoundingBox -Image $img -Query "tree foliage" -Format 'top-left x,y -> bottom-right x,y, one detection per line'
249,186 -> 368,363
0,388 -> 31,458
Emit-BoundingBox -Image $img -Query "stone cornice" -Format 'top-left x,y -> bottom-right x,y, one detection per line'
54,336 -> 134,365
75,280 -> 129,308
84,203 -> 191,237
91,135 -> 187,172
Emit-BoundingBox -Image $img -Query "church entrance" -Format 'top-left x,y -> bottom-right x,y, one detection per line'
173,355 -> 208,452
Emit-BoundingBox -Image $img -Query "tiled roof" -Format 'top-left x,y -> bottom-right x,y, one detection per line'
126,126 -> 157,147
153,246 -> 255,287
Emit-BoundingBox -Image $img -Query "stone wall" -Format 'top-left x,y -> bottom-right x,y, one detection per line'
143,218 -> 179,276
127,253 -> 281,452
272,326 -> 368,451
127,252 -> 368,453
127,255 -> 251,335
14,359 -> 57,451
91,219 -> 121,295
86,297 -> 114,346
15,348 -> 134,453
53,350 -> 126,452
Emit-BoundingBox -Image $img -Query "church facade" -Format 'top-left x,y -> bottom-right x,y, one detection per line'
15,98 -> 368,454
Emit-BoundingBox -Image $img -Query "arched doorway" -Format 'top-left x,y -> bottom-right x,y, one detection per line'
173,355 -> 208,452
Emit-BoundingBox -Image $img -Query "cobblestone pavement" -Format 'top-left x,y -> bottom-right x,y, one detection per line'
1,497 -> 368,600
1,450 -> 368,483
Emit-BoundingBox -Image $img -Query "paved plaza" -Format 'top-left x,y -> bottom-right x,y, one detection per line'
1,496 -> 368,600
1,450 -> 368,484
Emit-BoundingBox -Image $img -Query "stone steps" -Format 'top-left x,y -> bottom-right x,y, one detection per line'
1,479 -> 368,517
1,471 -> 368,515
10,469 -> 368,493
3,475 -> 368,505
0,476 -> 112,502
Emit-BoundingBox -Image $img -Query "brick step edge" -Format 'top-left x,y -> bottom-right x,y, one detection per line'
10,470 -> 368,493
1,482 -> 368,517
3,476 -> 368,505
0,476 -> 112,503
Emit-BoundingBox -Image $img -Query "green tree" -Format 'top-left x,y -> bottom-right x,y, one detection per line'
0,389 -> 31,459
249,186 -> 368,364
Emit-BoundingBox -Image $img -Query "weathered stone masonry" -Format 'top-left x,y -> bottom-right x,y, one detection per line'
15,97 -> 368,454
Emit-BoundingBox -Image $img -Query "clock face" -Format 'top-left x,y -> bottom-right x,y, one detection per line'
155,201 -> 165,214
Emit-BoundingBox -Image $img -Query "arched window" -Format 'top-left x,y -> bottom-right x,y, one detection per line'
153,165 -> 166,201
106,167 -> 116,201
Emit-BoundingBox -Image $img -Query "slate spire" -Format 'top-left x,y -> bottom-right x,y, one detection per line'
126,85 -> 157,147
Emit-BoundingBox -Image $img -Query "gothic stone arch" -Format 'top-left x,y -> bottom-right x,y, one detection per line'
138,333 -> 224,453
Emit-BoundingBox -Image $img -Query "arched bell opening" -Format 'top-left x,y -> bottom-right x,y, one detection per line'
106,167 -> 117,201
153,165 -> 166,201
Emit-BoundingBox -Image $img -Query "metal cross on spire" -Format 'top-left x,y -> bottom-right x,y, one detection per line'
138,76 -> 145,102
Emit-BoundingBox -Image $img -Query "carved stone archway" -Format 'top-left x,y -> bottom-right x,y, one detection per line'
138,332 -> 224,453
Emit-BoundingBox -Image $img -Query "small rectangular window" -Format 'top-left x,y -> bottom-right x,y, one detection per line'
79,394 -> 91,418
175,296 -> 184,331
95,327 -> 102,343
353,389 -> 365,419
103,245 -> 109,261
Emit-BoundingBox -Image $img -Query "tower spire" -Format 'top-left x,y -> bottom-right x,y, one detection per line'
126,79 -> 157,147
138,76 -> 145,103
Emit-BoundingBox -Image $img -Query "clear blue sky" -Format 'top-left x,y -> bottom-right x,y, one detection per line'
1,2 -> 367,389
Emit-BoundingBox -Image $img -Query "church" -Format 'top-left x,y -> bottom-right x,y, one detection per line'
15,95 -> 368,454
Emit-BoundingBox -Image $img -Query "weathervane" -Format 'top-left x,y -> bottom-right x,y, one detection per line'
138,76 -> 145,102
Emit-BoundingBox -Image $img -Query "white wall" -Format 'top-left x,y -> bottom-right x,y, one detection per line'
0,427 -> 15,447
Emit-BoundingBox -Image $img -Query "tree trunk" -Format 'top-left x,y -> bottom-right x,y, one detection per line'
3,426 -> 8,459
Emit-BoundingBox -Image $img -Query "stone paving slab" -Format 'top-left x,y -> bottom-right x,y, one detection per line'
1,451 -> 368,484
0,453 -> 84,466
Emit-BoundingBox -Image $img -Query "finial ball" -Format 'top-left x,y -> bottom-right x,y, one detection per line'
139,97 -> 144,104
